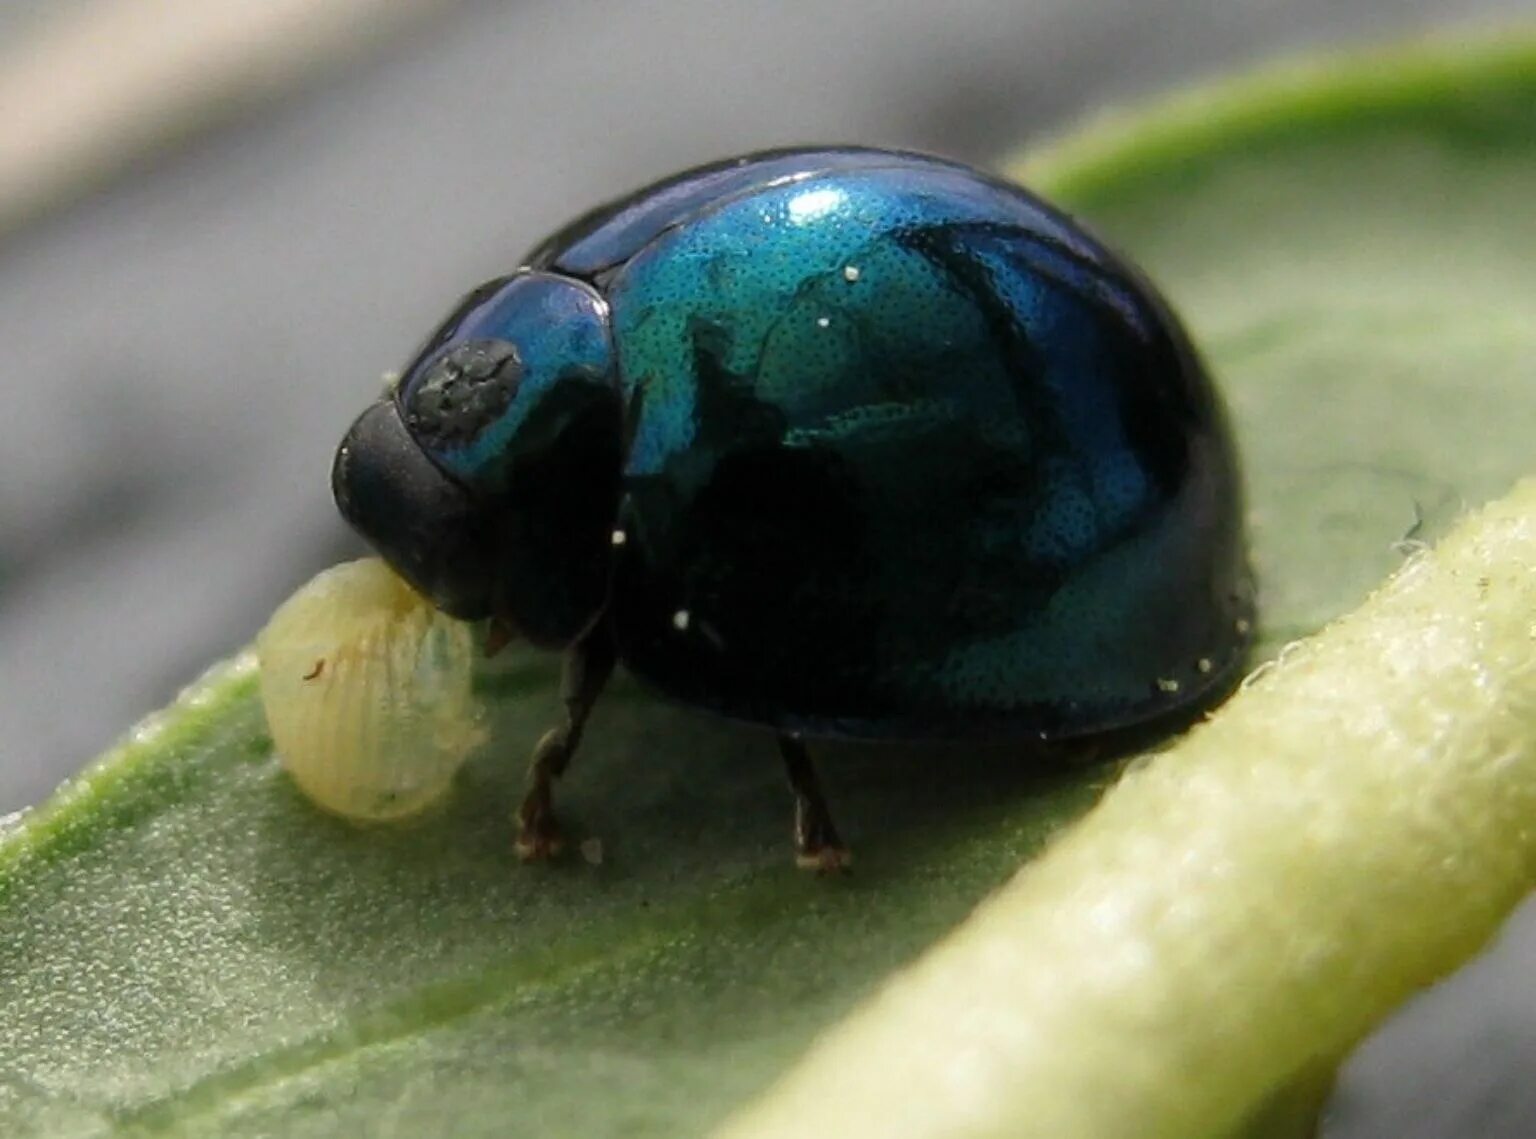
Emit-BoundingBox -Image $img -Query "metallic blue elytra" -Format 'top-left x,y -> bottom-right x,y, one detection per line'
332,146 -> 1254,865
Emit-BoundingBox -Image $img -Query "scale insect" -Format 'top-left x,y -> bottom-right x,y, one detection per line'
256,558 -> 483,822
329,146 -> 1255,868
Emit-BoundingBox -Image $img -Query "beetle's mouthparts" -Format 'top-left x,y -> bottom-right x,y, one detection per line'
484,615 -> 519,657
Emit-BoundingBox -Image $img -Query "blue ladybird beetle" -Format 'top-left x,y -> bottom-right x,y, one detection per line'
332,146 -> 1254,869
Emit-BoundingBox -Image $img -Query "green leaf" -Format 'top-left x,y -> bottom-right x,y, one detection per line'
5,35 -> 1536,1139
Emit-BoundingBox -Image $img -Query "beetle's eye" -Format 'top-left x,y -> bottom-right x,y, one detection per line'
402,339 -> 523,450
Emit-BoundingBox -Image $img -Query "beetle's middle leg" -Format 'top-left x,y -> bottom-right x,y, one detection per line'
515,618 -> 616,861
778,734 -> 851,872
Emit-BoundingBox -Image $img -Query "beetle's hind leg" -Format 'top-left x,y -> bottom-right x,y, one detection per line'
516,619 -> 616,861
779,735 -> 851,873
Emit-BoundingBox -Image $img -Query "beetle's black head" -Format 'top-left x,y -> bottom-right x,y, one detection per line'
332,400 -> 499,619
333,270 -> 626,647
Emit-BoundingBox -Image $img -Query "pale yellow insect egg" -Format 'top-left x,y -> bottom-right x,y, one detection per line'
256,558 -> 483,821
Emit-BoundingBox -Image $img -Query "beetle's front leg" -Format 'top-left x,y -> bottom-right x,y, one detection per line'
516,617 -> 616,861
779,735 -> 851,873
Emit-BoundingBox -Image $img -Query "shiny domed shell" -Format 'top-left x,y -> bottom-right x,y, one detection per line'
256,558 -> 483,821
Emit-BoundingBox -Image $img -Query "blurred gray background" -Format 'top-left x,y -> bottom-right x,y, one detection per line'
2,1 -> 1535,1135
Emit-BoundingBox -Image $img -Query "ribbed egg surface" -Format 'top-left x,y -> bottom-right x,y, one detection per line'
256,558 -> 483,821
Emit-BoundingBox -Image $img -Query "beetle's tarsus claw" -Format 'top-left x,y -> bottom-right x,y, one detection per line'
515,815 -> 565,862
795,845 -> 853,874
515,788 -> 565,861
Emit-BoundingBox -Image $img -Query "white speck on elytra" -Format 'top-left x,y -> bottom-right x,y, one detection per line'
672,609 -> 691,631
843,265 -> 861,282
1156,677 -> 1181,694
611,529 -> 627,546
1197,657 -> 1214,674
816,316 -> 831,328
